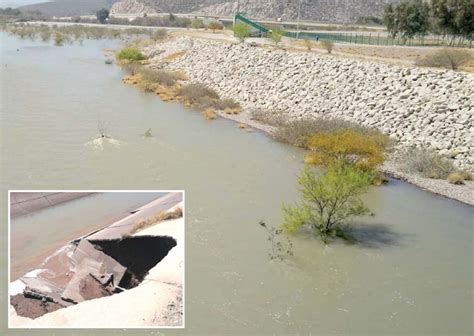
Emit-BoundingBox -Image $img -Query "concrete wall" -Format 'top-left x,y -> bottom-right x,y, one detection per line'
10,192 -> 95,218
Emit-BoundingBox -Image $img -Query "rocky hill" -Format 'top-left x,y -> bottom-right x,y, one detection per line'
20,0 -> 117,17
111,0 -> 403,23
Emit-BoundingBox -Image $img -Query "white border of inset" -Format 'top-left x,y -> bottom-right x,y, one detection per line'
8,190 -> 185,329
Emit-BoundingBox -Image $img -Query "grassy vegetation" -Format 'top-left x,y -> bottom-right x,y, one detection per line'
320,40 -> 334,54
126,206 -> 183,237
416,48 -> 472,70
269,27 -> 284,47
233,22 -> 250,42
202,108 -> 217,120
208,21 -> 224,32
151,29 -> 167,41
140,68 -> 184,86
273,118 -> 372,148
4,23 -> 153,43
191,18 -> 204,29
305,129 -> 390,172
177,84 -> 241,112
116,46 -> 146,61
54,32 -> 66,46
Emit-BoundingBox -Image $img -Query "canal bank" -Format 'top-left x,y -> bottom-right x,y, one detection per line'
138,35 -> 474,205
1,33 -> 473,335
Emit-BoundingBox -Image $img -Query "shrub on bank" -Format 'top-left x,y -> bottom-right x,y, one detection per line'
178,83 -> 219,103
305,129 -> 390,171
117,46 -> 146,61
250,109 -> 286,127
447,172 -> 465,185
416,48 -> 472,71
191,18 -> 204,29
54,32 -> 65,46
207,21 -> 224,32
122,62 -> 142,75
401,146 -> 456,179
273,118 -> 371,148
233,22 -> 250,42
151,29 -> 167,41
140,68 -> 183,86
320,40 -> 334,54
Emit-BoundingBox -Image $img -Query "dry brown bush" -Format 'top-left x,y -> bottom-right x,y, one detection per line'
320,40 -> 334,54
416,48 -> 472,70
273,118 -> 372,148
401,147 -> 457,179
127,206 -> 183,236
140,68 -> 183,86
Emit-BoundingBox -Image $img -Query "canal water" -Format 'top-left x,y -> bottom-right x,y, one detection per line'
1,33 -> 472,335
9,191 -> 166,280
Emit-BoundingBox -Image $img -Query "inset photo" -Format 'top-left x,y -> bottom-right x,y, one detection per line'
8,191 -> 184,328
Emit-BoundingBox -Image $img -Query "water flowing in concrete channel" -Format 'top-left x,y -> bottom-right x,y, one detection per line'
1,33 -> 473,334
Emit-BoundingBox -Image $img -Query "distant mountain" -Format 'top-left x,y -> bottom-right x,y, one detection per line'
0,0 -> 49,9
19,0 -> 118,17
111,0 -> 403,23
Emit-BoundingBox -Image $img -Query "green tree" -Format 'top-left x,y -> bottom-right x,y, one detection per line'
384,3 -> 398,38
191,18 -> 204,29
384,0 -> 431,39
96,8 -> 109,24
282,163 -> 372,244
233,22 -> 250,42
269,26 -> 284,46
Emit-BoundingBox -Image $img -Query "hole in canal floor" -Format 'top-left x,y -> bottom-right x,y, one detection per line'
11,235 -> 177,319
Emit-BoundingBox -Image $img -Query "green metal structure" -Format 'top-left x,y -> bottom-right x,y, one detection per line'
234,13 -> 269,37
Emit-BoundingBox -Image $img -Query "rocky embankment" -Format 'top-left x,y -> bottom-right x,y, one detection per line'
145,37 -> 473,170
142,37 -> 473,204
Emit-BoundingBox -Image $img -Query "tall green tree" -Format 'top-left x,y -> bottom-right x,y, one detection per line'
384,0 -> 430,39
96,8 -> 109,24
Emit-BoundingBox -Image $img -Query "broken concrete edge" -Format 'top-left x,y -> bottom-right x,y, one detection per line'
9,196 -> 184,326
76,192 -> 183,241
9,216 -> 184,327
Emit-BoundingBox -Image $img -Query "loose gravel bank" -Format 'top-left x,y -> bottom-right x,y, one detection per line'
142,36 -> 473,205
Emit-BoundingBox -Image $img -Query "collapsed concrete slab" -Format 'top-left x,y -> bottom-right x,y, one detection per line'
9,194 -> 184,326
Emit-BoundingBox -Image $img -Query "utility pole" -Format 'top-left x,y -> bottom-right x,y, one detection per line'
296,0 -> 303,39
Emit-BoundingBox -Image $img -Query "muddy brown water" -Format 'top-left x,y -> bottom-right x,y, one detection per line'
1,33 -> 473,334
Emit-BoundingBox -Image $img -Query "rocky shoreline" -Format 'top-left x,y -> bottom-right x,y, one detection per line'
141,36 -> 473,206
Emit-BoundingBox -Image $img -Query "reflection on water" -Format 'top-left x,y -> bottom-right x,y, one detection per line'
1,33 -> 473,335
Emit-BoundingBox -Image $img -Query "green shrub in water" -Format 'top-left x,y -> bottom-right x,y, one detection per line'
117,46 -> 146,61
282,162 -> 372,244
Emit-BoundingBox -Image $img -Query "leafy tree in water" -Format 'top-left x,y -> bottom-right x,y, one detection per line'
282,162 -> 372,244
233,22 -> 250,42
96,8 -> 109,24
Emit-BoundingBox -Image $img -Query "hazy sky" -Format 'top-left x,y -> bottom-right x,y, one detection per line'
0,0 -> 49,8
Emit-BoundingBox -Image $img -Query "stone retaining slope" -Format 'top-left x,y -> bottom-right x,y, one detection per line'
145,37 -> 473,171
